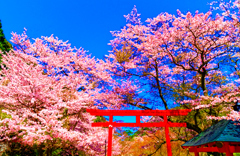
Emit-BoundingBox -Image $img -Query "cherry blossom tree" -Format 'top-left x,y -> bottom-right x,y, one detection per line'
108,5 -> 240,155
205,0 -> 240,122
0,30 -> 124,155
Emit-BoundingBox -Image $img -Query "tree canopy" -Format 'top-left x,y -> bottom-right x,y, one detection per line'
107,1 -> 240,155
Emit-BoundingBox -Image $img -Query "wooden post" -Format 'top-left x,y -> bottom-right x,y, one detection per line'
224,142 -> 233,156
164,115 -> 172,156
136,115 -> 140,124
108,116 -> 113,156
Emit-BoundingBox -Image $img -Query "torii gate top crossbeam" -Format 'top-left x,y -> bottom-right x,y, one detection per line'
86,109 -> 191,116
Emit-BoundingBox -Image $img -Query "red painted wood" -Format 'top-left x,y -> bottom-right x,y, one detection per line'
108,116 -> 113,156
136,115 -> 140,124
224,142 -> 233,156
194,152 -> 199,156
86,109 -> 191,116
188,142 -> 240,155
189,147 -> 223,152
233,145 -> 240,152
108,126 -> 113,156
91,122 -> 187,127
164,115 -> 172,156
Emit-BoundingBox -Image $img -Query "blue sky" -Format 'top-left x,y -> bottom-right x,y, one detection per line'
1,0 -> 213,60
0,0 -> 213,125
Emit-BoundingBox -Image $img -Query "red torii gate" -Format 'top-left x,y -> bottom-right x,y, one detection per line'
86,109 -> 191,156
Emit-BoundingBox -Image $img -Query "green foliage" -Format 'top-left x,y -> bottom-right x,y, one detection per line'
234,153 -> 240,156
93,116 -> 106,123
0,20 -> 12,72
0,108 -> 11,120
77,150 -> 88,156
124,128 -> 149,141
0,20 -> 12,53
125,129 -> 134,136
51,148 -> 62,156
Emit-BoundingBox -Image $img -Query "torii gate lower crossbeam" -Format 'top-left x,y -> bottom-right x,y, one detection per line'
86,109 -> 191,156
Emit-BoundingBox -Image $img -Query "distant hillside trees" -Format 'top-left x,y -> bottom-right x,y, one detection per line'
0,20 -> 12,53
